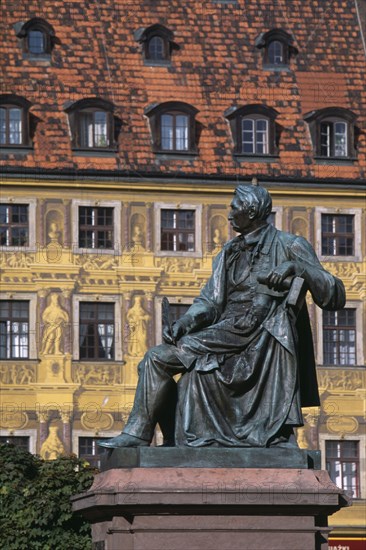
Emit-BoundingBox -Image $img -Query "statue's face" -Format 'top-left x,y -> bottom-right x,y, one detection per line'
228,195 -> 255,233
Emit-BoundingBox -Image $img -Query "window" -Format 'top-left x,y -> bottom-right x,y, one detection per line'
145,102 -> 198,154
78,206 -> 113,249
161,209 -> 195,252
78,437 -> 110,469
16,18 -> 55,55
320,120 -> 347,157
0,96 -> 31,147
267,40 -> 284,65
79,302 -> 114,360
304,108 -> 357,159
323,309 -> 356,366
0,301 -> 29,359
225,104 -> 278,156
0,204 -> 28,246
0,436 -> 29,451
135,24 -> 178,64
326,440 -> 360,498
241,117 -> 268,154
65,98 -> 116,151
321,214 -> 354,256
255,29 -> 297,68
148,36 -> 165,60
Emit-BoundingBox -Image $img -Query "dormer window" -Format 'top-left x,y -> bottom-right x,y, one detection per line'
148,36 -> 165,61
145,102 -> 198,154
134,24 -> 178,65
16,18 -> 55,56
304,108 -> 357,159
0,95 -> 32,147
267,40 -> 284,65
65,98 -> 117,151
255,29 -> 297,69
225,104 -> 279,157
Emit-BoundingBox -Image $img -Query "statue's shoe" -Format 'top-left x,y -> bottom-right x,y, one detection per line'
97,433 -> 150,448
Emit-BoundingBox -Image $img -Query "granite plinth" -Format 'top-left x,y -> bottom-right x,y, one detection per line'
100,446 -> 321,470
72,467 -> 349,550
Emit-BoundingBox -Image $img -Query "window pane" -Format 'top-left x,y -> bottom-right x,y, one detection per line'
242,118 -> 254,153
161,209 -> 195,251
323,308 -> 356,365
148,36 -> 165,60
28,30 -> 45,54
321,214 -> 354,256
255,119 -> 268,154
9,109 -> 22,144
334,122 -> 347,157
268,40 -> 284,64
0,108 -> 6,144
80,302 -> 114,360
161,114 -> 173,150
326,440 -> 359,497
94,111 -> 109,147
320,122 -> 331,157
0,301 -> 29,359
175,115 -> 189,150
79,112 -> 94,148
78,206 -> 113,249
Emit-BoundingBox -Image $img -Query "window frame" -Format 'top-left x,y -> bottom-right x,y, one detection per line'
145,102 -> 199,155
71,199 -> 121,255
316,301 -> 364,367
154,202 -> 202,258
65,98 -> 116,152
73,431 -> 121,468
322,308 -> 357,367
72,295 -> 122,361
0,199 -> 36,253
0,96 -> 32,148
225,104 -> 279,157
0,300 -> 30,360
305,108 -> 357,160
0,430 -> 37,454
16,18 -> 55,56
315,207 -> 361,262
78,205 -> 114,250
135,24 -> 177,65
255,29 -> 297,70
320,437 -> 364,499
0,293 -> 37,360
79,301 -> 115,361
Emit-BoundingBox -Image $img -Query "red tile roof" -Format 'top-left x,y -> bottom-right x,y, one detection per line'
0,0 -> 365,182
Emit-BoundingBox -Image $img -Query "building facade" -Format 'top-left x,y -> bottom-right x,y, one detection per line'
0,0 -> 365,544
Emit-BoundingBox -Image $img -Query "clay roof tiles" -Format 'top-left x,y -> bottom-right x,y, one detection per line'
0,0 -> 365,181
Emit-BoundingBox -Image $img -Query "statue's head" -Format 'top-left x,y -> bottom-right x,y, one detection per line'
234,184 -> 272,221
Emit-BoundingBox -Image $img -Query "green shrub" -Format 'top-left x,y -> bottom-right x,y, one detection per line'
0,443 -> 96,550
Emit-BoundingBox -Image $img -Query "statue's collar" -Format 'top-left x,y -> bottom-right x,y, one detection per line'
241,223 -> 269,246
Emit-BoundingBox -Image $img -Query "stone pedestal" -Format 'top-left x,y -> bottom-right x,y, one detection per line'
72,450 -> 349,550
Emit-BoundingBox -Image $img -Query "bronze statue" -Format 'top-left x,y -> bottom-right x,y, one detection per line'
99,184 -> 345,449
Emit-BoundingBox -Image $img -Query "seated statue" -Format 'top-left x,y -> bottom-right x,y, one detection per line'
99,184 -> 345,449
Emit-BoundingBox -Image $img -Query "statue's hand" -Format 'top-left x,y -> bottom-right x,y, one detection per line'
264,261 -> 297,291
162,320 -> 187,345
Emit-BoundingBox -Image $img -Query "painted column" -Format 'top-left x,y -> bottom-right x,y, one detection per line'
145,291 -> 154,347
36,409 -> 49,450
60,409 -> 72,454
145,202 -> 153,253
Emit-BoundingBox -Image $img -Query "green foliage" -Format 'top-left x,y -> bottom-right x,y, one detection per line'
0,443 -> 96,550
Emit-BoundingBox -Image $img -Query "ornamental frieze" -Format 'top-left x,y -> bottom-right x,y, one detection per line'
73,363 -> 121,385
318,369 -> 364,391
0,363 -> 36,384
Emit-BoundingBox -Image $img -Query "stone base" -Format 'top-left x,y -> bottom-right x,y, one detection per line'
72,466 -> 349,550
101,446 -> 321,470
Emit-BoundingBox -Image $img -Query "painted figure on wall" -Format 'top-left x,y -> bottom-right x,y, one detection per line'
127,296 -> 151,357
41,293 -> 69,355
100,184 -> 345,449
